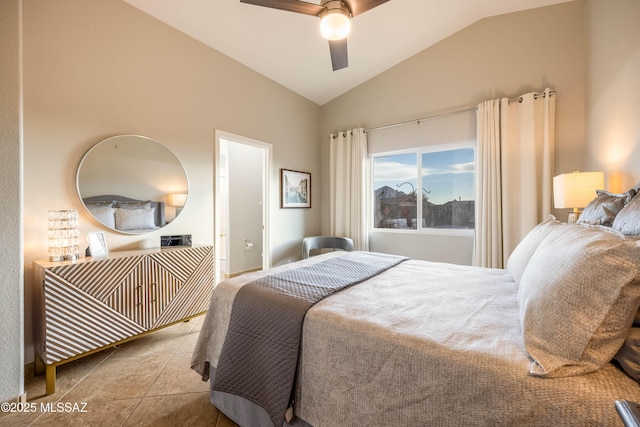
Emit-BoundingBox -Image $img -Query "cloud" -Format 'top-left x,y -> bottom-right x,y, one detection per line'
373,160 -> 417,182
423,161 -> 475,175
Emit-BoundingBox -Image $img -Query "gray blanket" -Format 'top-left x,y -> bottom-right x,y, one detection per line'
211,251 -> 407,427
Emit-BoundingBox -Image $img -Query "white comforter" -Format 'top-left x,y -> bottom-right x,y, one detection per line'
192,252 -> 640,426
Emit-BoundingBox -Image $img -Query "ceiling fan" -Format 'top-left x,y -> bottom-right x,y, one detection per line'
240,0 -> 390,71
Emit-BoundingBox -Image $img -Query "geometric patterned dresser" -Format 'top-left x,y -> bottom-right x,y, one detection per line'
33,245 -> 214,395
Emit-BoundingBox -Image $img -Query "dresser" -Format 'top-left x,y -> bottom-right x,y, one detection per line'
33,245 -> 214,395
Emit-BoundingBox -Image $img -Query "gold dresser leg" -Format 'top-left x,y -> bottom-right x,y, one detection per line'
45,364 -> 56,395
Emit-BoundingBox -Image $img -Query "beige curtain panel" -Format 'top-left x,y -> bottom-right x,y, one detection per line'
474,88 -> 556,268
329,128 -> 369,251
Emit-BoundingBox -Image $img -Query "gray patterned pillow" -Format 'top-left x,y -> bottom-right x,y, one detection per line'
614,327 -> 640,382
613,194 -> 640,235
519,224 -> 640,377
507,215 -> 563,286
578,189 -> 633,226
115,207 -> 156,231
114,200 -> 152,210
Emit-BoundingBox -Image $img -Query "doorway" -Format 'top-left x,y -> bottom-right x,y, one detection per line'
215,130 -> 272,284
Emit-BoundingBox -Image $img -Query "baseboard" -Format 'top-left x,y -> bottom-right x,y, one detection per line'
224,267 -> 263,279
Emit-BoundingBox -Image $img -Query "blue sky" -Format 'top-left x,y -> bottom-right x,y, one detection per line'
373,147 -> 475,205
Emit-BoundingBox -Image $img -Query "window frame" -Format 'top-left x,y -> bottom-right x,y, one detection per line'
370,140 -> 476,237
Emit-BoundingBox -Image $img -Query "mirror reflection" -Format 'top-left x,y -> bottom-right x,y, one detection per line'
76,135 -> 188,234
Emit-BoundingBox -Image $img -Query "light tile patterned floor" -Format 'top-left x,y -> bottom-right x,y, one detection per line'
0,316 -> 238,427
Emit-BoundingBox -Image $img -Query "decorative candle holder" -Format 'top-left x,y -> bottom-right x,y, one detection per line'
48,210 -> 80,261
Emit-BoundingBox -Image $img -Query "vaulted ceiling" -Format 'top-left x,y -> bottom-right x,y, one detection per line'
124,0 -> 571,105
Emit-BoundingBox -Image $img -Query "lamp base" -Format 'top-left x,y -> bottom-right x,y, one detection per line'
568,211 -> 579,224
49,254 -> 79,262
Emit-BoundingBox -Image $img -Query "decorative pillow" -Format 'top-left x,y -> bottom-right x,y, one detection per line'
86,205 -> 116,229
518,224 -> 640,378
115,200 -> 152,210
115,207 -> 156,231
578,189 -> 634,226
84,200 -> 114,208
613,194 -> 640,236
507,215 -> 563,286
614,327 -> 640,382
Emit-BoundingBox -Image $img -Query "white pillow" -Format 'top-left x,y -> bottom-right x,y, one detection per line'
519,224 -> 640,377
507,215 -> 563,286
115,207 -> 156,231
87,205 -> 116,229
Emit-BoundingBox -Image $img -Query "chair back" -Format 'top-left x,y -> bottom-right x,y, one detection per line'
301,236 -> 354,259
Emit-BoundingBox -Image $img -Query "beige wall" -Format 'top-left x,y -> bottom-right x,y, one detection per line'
585,0 -> 640,191
0,0 -> 25,403
21,0 -> 321,364
320,1 -> 587,260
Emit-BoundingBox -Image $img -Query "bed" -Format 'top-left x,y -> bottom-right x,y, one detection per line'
192,189 -> 640,426
82,194 -> 166,233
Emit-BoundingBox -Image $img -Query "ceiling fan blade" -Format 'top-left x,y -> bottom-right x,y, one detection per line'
240,0 -> 325,17
342,0 -> 390,17
329,39 -> 348,71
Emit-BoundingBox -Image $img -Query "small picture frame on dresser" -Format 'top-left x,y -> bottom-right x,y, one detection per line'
87,232 -> 108,258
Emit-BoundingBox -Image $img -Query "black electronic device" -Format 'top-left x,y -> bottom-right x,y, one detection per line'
161,234 -> 192,248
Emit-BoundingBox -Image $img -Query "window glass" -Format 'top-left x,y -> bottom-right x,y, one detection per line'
372,145 -> 475,231
373,153 -> 418,229
422,148 -> 475,229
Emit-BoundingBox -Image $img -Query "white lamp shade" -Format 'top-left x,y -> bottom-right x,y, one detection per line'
168,193 -> 187,207
553,171 -> 604,209
320,10 -> 350,40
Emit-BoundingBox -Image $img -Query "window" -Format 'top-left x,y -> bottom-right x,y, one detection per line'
372,143 -> 475,232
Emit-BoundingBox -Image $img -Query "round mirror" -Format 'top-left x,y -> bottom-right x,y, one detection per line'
76,135 -> 188,234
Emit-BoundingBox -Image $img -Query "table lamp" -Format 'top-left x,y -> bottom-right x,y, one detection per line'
553,171 -> 604,223
168,193 -> 187,216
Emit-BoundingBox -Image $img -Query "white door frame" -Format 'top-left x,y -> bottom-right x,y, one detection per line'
214,130 -> 272,284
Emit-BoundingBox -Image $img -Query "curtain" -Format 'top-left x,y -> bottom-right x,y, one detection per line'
474,88 -> 555,268
474,99 -> 503,268
329,128 -> 369,251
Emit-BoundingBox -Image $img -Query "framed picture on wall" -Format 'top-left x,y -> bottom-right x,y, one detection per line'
87,232 -> 108,258
281,169 -> 311,208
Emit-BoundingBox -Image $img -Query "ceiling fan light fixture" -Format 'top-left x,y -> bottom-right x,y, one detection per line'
320,2 -> 351,41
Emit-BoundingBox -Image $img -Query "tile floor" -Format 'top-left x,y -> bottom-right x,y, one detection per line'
0,315 -> 239,427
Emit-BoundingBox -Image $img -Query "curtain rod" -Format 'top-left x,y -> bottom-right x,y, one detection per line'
365,90 -> 556,133
365,107 -> 476,133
